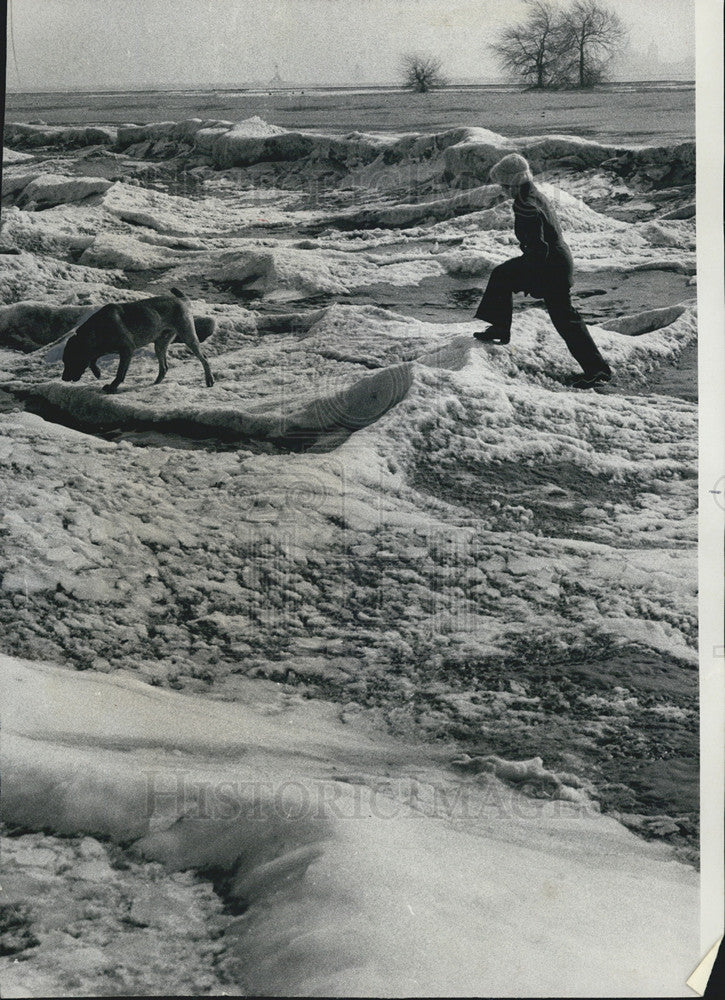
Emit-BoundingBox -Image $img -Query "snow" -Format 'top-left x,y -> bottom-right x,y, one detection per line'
0,293 -> 699,695
0,302 -> 93,352
2,123 -> 118,149
3,297 -> 695,459
601,303 -> 691,335
2,171 -> 41,198
13,357 -> 414,443
1,828 -> 236,997
101,181 -> 316,234
0,250 -> 123,305
2,146 -> 36,164
17,174 -> 113,209
2,655 -> 698,997
79,231 -> 195,270
174,244 -> 445,298
3,118 -> 694,194
0,113 -> 700,995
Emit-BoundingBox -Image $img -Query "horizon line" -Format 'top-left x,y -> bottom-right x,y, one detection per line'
5,78 -> 696,96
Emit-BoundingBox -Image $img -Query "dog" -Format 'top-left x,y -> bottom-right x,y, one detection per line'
61,288 -> 214,394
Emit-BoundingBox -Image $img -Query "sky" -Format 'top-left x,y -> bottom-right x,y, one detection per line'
5,0 -> 696,91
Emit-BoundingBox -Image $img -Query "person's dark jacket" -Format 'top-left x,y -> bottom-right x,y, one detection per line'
513,182 -> 574,281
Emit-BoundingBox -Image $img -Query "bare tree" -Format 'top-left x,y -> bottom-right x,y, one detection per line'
558,0 -> 626,88
491,0 -> 567,90
401,53 -> 448,93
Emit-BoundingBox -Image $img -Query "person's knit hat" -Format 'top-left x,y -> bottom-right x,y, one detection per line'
489,153 -> 533,186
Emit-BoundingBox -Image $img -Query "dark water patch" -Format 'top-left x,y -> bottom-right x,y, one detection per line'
214,281 -> 267,305
573,270 -> 693,325
315,267 -> 694,339
118,267 -> 179,292
219,283 -> 329,311
310,274 -> 487,322
447,287 -> 483,309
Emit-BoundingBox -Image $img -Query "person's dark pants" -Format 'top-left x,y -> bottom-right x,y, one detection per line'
475,257 -> 610,376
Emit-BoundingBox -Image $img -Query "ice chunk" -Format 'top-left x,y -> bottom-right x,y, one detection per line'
600,303 -> 692,336
17,174 -> 112,208
0,301 -> 94,352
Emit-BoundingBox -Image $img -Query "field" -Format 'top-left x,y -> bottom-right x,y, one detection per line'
0,85 -> 699,996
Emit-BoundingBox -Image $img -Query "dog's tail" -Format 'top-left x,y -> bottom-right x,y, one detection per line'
169,286 -> 188,300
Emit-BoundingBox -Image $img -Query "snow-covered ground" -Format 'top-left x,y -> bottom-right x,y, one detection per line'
0,117 -> 698,995
2,655 -> 698,997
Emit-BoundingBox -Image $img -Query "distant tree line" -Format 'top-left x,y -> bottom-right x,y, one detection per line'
492,0 -> 626,89
398,0 -> 625,95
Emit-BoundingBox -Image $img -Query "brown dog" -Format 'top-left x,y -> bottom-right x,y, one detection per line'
62,288 -> 214,394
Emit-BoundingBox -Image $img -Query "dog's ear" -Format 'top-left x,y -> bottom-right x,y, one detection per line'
90,361 -> 101,378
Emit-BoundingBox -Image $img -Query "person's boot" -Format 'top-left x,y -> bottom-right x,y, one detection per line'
567,368 -> 612,389
473,326 -> 510,345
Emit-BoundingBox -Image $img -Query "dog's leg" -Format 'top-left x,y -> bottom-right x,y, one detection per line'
189,340 -> 215,388
103,346 -> 132,394
153,338 -> 170,384
178,316 -> 214,387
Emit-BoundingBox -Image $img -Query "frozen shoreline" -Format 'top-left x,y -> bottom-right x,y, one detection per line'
5,83 -> 695,144
0,112 -> 699,994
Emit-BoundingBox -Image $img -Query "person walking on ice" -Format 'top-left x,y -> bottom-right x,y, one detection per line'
473,153 -> 612,389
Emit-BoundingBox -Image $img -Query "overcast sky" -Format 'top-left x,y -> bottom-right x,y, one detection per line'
5,0 -> 696,91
